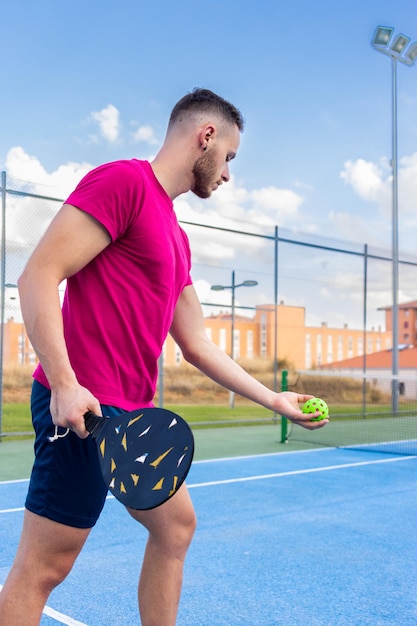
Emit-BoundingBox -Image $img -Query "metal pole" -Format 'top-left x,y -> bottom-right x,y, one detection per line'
280,369 -> 288,442
362,243 -> 368,417
273,226 -> 279,423
391,57 -> 399,414
0,172 -> 6,437
273,226 -> 278,391
158,353 -> 164,408
229,270 -> 236,409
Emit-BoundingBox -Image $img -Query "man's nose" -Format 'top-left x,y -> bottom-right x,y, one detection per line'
221,164 -> 230,183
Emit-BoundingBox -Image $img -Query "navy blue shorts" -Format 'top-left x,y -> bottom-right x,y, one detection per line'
25,380 -> 127,529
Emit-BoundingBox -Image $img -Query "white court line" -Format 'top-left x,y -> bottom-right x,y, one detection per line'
0,478 -> 29,485
0,585 -> 88,626
0,494 -> 115,515
187,454 -> 417,489
1,455 -> 416,515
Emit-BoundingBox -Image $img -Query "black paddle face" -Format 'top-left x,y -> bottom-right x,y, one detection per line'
85,408 -> 194,510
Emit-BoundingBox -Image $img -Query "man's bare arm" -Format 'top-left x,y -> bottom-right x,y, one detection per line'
18,203 -> 111,436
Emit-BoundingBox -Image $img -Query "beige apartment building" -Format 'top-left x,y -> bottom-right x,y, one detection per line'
4,301 -> 395,371
163,302 -> 392,370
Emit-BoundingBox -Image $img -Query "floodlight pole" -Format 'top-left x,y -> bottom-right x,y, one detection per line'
371,26 -> 417,414
0,172 -> 6,438
211,271 -> 258,408
391,55 -> 400,414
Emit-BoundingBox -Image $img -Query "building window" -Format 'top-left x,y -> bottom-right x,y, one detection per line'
219,328 -> 227,352
233,329 -> 240,359
260,313 -> 267,358
175,344 -> 182,365
247,331 -> 254,359
206,328 -> 212,341
317,334 -> 322,366
348,337 -> 353,358
337,336 -> 343,361
357,338 -> 363,356
327,336 -> 333,363
305,334 -> 311,368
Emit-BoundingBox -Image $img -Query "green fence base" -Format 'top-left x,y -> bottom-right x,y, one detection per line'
280,369 -> 288,443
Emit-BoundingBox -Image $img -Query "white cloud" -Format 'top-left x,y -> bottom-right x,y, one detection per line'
90,104 -> 120,142
250,186 -> 303,218
340,151 -> 417,250
132,124 -> 159,145
4,147 -> 94,258
171,176 -> 311,267
6,146 -> 48,183
5,146 -> 92,196
175,176 -> 305,231
340,158 -> 388,202
399,153 -> 417,213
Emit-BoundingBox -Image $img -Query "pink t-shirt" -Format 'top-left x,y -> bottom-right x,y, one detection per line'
34,159 -> 192,409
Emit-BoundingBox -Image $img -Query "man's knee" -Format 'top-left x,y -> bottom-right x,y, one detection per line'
172,503 -> 197,550
129,485 -> 197,554
13,511 -> 90,595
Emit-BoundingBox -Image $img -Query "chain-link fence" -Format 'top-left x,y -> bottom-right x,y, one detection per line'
2,170 -> 417,432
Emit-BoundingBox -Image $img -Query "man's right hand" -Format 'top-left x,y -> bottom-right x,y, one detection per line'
49,383 -> 102,439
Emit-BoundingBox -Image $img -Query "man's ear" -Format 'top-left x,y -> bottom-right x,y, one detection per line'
198,124 -> 216,150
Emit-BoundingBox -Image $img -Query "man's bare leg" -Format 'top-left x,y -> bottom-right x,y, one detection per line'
0,510 -> 90,626
129,484 -> 197,626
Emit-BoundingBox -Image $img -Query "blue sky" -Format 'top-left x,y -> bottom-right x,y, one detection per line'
1,0 -> 417,330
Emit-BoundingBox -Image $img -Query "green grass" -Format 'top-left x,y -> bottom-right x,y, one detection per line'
0,403 -> 278,437
164,404 -> 277,427
1,404 -> 33,432
2,400 -> 411,438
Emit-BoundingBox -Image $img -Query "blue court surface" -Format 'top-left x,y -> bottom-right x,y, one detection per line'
1,446 -> 417,625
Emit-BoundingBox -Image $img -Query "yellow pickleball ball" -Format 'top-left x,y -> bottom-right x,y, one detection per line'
302,398 -> 329,421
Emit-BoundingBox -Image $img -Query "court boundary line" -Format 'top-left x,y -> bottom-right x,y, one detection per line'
187,454 -> 417,488
0,445 -> 413,484
1,454 -> 416,515
0,494 -> 114,515
192,447 -> 333,464
0,448 -> 334,487
0,584 -> 88,626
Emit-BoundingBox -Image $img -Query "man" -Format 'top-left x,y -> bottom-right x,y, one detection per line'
0,88 -> 328,626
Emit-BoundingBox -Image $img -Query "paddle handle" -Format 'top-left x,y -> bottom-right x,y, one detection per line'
84,411 -> 107,437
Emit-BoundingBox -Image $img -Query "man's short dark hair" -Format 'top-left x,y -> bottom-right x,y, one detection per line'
169,88 -> 244,132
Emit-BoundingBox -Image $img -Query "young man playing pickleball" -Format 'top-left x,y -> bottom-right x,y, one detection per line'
0,88 -> 328,626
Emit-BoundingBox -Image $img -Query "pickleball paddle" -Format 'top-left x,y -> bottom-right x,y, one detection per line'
84,407 -> 194,510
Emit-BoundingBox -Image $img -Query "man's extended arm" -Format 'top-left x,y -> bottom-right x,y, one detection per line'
170,285 -> 328,429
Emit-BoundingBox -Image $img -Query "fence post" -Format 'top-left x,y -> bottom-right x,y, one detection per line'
280,369 -> 288,443
0,172 -> 6,438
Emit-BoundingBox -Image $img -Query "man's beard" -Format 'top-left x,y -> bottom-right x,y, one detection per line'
191,150 -> 219,199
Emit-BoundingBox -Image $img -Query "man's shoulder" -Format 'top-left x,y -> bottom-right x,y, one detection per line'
92,158 -> 149,176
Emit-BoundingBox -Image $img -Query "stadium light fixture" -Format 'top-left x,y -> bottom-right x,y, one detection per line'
372,25 -> 417,66
371,26 -> 417,413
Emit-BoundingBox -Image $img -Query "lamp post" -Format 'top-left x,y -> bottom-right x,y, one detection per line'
211,271 -> 258,408
371,26 -> 417,414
